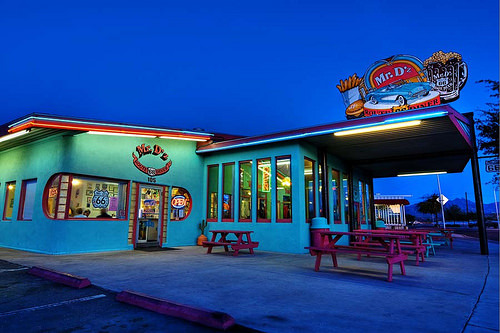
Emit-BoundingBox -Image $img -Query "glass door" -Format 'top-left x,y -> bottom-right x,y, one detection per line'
136,185 -> 162,246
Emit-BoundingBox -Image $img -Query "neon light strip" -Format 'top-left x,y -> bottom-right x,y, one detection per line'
158,136 -> 208,142
397,171 -> 447,177
197,110 -> 448,152
88,131 -> 157,138
9,119 -> 211,141
333,120 -> 421,136
9,116 -> 212,136
0,130 -> 29,143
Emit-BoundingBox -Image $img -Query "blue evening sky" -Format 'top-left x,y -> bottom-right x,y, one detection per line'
0,0 -> 498,205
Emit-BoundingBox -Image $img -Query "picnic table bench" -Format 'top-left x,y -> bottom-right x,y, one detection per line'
354,229 -> 429,265
306,231 -> 408,282
202,230 -> 259,256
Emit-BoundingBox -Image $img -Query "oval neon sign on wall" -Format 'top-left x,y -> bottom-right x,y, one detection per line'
171,195 -> 187,209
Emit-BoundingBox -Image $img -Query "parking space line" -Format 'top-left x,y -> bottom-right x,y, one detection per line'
0,294 -> 107,317
0,267 -> 29,273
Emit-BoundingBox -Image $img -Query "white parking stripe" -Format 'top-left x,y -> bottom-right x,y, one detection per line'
0,294 -> 107,317
0,267 -> 29,273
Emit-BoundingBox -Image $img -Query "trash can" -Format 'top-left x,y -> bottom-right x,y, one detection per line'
310,217 -> 329,247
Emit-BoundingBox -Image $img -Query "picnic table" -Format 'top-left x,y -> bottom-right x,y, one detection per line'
354,229 -> 429,265
202,230 -> 259,256
305,230 -> 408,282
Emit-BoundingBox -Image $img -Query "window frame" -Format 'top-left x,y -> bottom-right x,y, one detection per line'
256,157 -> 272,223
276,155 -> 292,223
3,181 -> 16,221
238,160 -> 253,223
18,179 -> 37,221
43,173 -> 130,220
170,186 -> 193,221
222,162 -> 235,222
331,168 -> 342,224
304,157 -> 316,223
206,164 -> 219,222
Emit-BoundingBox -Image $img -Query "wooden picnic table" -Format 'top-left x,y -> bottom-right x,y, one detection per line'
354,229 -> 429,265
202,230 -> 259,256
305,230 -> 408,282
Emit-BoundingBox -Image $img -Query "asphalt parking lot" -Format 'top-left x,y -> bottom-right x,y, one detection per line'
0,260 -> 254,333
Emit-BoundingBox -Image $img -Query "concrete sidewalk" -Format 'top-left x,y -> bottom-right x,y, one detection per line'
1,237 -> 498,332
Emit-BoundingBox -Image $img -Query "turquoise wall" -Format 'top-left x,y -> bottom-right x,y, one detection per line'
0,132 -> 204,254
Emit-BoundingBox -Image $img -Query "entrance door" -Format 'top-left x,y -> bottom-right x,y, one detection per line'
136,185 -> 163,247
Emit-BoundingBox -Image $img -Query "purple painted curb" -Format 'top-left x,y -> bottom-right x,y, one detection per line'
116,290 -> 235,330
27,266 -> 91,289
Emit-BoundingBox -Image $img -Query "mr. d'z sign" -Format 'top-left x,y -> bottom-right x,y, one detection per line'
132,143 -> 172,183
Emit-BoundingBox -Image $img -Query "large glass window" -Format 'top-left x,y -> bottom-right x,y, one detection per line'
20,179 -> 37,220
276,156 -> 292,222
3,181 -> 16,220
342,173 -> 350,224
304,158 -> 315,222
331,169 -> 341,224
257,158 -> 272,222
170,187 -> 191,221
366,182 -> 372,224
222,163 -> 235,221
239,161 -> 252,221
44,174 -> 128,219
207,165 -> 219,221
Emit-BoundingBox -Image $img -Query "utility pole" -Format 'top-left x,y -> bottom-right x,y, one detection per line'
465,192 -> 469,225
437,175 -> 446,229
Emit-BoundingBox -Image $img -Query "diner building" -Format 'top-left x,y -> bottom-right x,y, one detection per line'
0,105 -> 483,254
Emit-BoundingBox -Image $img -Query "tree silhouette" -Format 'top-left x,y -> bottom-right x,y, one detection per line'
416,194 -> 441,222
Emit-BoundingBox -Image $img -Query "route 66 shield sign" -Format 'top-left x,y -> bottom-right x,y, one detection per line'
92,189 -> 110,208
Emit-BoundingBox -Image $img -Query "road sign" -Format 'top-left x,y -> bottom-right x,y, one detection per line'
485,160 -> 499,173
436,194 -> 448,205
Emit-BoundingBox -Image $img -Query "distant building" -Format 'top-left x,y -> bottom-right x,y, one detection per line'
374,195 -> 411,229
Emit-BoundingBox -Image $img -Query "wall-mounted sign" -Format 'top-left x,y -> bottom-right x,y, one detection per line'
337,51 -> 467,119
132,143 -> 172,183
92,189 -> 109,208
171,195 -> 187,209
486,160 -> 499,173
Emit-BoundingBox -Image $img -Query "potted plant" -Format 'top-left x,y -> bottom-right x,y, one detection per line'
197,219 -> 208,246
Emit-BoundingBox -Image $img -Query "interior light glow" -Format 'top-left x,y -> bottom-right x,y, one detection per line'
0,130 -> 29,143
397,171 -> 447,177
71,179 -> 81,186
8,184 -> 14,190
333,120 -> 421,136
159,136 -> 208,142
88,131 -> 156,138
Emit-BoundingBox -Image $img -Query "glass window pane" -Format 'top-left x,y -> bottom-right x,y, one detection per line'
222,163 -> 234,220
304,158 -> 315,222
239,161 -> 252,220
4,182 -> 16,220
68,177 -> 128,219
207,165 -> 219,220
21,179 -> 37,220
366,183 -> 372,223
46,175 -> 60,218
276,157 -> 292,221
257,158 -> 272,221
343,173 -> 350,224
331,169 -> 341,222
359,181 -> 366,223
171,187 -> 191,221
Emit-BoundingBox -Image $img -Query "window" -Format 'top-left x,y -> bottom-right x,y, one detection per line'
331,169 -> 341,224
43,174 -> 128,219
20,179 -> 37,220
342,173 -> 350,224
207,165 -> 219,221
222,163 -> 235,221
257,158 -> 271,222
359,181 -> 367,224
276,157 -> 292,222
304,158 -> 315,222
170,187 -> 192,221
318,164 -> 323,217
366,182 -> 372,224
3,181 -> 16,220
239,161 -> 252,221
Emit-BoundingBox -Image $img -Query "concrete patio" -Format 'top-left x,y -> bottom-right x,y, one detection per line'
1,236 -> 498,332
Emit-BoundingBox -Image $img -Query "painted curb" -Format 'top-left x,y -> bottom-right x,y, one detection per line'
116,290 -> 235,330
27,266 -> 91,289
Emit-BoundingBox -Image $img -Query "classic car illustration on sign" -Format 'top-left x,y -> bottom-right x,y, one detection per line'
337,51 -> 467,119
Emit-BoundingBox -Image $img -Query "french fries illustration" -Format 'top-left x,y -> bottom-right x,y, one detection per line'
336,74 -> 363,93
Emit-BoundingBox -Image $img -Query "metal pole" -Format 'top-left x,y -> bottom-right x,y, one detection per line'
466,112 -> 488,255
494,187 -> 499,225
465,192 -> 469,225
436,175 -> 446,229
